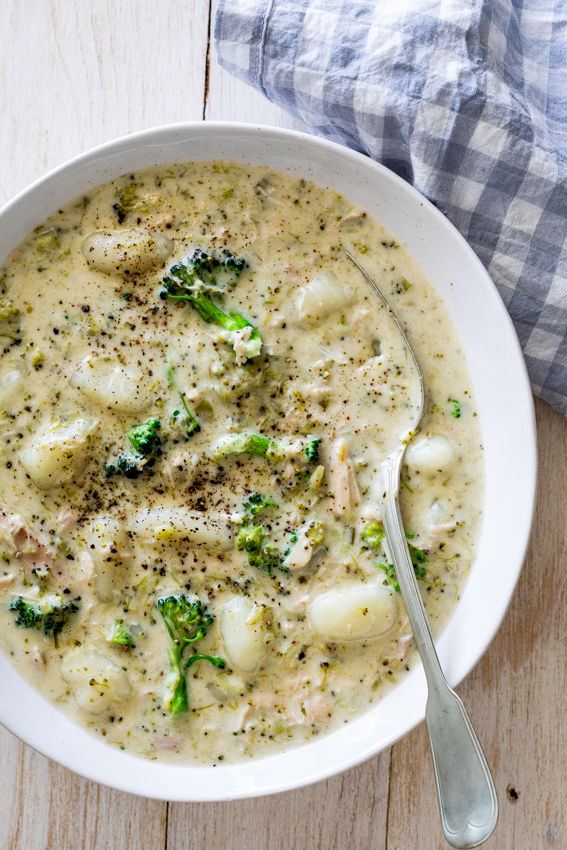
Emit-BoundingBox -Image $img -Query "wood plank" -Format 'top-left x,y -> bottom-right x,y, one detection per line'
0,726 -> 167,850
0,0 -> 209,207
168,750 -> 391,850
386,396 -> 567,849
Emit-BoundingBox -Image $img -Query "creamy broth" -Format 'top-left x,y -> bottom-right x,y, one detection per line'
0,161 -> 482,764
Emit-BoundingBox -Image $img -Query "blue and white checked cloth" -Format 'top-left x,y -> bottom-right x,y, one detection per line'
215,0 -> 567,415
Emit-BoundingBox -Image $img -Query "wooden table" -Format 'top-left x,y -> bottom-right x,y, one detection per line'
0,3 -> 563,847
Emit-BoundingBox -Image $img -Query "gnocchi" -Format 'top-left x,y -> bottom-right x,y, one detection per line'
308,583 -> 398,641
406,434 -> 456,474
130,508 -> 233,551
20,418 -> 98,490
298,271 -> 355,321
81,228 -> 173,276
87,516 -> 132,602
220,598 -> 272,672
70,355 -> 153,414
60,648 -> 132,715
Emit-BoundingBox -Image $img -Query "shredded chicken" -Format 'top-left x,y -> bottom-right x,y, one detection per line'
334,211 -> 366,229
268,311 -> 286,330
0,513 -> 27,556
152,735 -> 183,751
288,693 -> 330,725
150,213 -> 175,230
168,451 -> 199,485
219,705 -> 254,733
288,589 -> 310,612
56,508 -> 78,534
328,438 -> 361,518
253,692 -> 281,710
78,551 -> 95,581
362,504 -> 383,523
384,617 -> 413,666
231,326 -> 254,366
284,535 -> 314,571
0,513 -> 56,573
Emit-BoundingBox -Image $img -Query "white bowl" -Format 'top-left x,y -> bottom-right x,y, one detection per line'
0,123 -> 536,801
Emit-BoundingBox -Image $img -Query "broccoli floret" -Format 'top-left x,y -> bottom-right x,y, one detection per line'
105,453 -> 145,479
172,402 -> 201,438
34,228 -> 61,255
187,247 -> 246,282
243,494 -> 278,515
160,253 -> 261,362
222,253 -> 246,277
236,522 -> 284,575
107,619 -> 135,649
363,525 -> 427,588
156,594 -> 225,719
236,522 -> 264,554
378,562 -> 400,592
408,542 -> 427,580
43,604 -> 78,639
361,522 -> 385,549
305,438 -> 322,464
106,419 -> 162,478
9,598 -> 42,629
128,419 -> 161,456
9,595 -> 79,645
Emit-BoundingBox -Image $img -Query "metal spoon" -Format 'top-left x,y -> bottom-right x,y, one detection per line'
346,251 -> 498,849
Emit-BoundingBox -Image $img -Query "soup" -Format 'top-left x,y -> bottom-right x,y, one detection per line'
0,161 -> 482,764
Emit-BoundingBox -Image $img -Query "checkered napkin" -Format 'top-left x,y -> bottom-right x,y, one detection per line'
215,0 -> 567,415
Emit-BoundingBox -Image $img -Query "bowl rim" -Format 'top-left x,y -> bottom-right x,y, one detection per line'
0,121 -> 537,801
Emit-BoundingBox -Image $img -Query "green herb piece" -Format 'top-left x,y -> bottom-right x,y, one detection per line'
236,521 -> 284,575
211,433 -> 281,462
305,521 -> 324,546
361,522 -> 385,549
305,438 -> 322,463
243,494 -> 278,515
107,619 -> 135,649
449,399 -> 461,418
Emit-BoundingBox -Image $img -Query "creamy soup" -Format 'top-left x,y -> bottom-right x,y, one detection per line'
0,161 -> 482,764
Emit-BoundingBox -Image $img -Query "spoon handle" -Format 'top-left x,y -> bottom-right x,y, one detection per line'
381,492 -> 498,848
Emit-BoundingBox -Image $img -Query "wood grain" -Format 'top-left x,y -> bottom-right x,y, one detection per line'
0,0 -> 209,206
0,2 -> 565,848
168,751 -> 391,850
